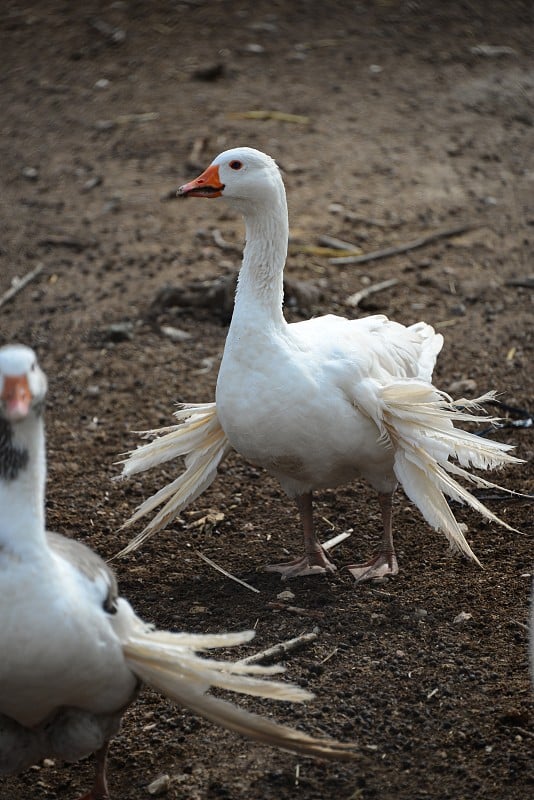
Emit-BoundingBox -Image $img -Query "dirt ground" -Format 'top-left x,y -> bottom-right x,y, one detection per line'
1,1 -> 533,798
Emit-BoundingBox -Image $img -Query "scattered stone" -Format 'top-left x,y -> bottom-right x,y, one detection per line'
277,590 -> 296,601
453,611 -> 473,624
91,18 -> 126,45
101,196 -> 122,214
414,608 -> 428,620
22,166 -> 38,180
95,119 -> 117,131
160,325 -> 192,342
151,275 -> 237,322
284,277 -> 323,310
447,378 -> 478,396
192,63 -> 225,81
104,322 -> 134,342
244,43 -> 265,54
147,773 -> 171,795
94,78 -> 111,89
81,176 -> 102,192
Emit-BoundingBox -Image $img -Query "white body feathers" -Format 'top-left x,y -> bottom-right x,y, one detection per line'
119,147 -> 520,566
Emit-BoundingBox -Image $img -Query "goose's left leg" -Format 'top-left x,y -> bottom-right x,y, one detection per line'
347,491 -> 399,583
265,492 -> 337,579
78,741 -> 110,800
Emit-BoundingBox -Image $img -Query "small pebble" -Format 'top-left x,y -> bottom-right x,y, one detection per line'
22,166 -> 38,180
453,611 -> 473,624
244,43 -> 265,54
277,590 -> 295,601
147,773 -> 171,795
95,119 -> 117,131
81,176 -> 102,193
160,325 -> 192,342
447,378 -> 477,396
104,322 -> 134,342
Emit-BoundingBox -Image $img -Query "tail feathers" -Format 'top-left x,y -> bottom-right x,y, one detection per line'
372,382 -> 522,560
115,404 -> 232,558
123,627 -> 356,761
395,449 -> 480,564
119,403 -> 224,478
407,322 -> 444,382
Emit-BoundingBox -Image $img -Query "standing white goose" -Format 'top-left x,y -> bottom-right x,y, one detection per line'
0,344 -> 356,799
119,147 -> 520,580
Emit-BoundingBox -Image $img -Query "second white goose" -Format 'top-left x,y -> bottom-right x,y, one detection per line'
119,147 -> 520,581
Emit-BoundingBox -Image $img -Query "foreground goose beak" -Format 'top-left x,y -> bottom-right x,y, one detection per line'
177,164 -> 224,198
1,374 -> 32,421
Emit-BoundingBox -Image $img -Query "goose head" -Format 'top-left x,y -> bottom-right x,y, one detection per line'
178,147 -> 284,214
0,344 -> 47,423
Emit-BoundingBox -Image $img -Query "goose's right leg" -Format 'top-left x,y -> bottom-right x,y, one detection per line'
265,493 -> 337,580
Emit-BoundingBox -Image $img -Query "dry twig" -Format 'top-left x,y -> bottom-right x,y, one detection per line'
0,263 -> 44,310
187,136 -> 208,170
228,110 -> 310,124
211,229 -> 242,252
195,551 -> 260,594
330,223 -> 476,265
267,602 -> 326,619
346,278 -> 399,308
319,647 -> 339,665
322,531 -> 351,551
238,630 -> 318,665
318,234 -> 363,250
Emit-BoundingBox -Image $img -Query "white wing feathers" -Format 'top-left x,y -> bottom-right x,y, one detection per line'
117,377 -> 520,566
122,620 -> 356,760
116,404 -> 231,557
357,380 -> 521,560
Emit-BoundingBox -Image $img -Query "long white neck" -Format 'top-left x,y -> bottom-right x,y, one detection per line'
0,412 -> 47,558
230,186 -> 289,331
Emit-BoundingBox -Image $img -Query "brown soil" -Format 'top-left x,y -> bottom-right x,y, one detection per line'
1,1 -> 532,799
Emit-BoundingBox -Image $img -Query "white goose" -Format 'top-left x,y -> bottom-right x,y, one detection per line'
119,147 -> 520,580
0,344 -> 355,799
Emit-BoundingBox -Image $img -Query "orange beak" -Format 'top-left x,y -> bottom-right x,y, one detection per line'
1,374 -> 32,421
177,164 -> 224,199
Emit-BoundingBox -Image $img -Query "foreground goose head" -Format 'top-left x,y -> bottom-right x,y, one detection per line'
0,343 -> 47,423
0,345 -> 356,798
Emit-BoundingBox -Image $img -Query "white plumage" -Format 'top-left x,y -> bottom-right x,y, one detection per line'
0,344 -> 355,799
119,147 -> 520,580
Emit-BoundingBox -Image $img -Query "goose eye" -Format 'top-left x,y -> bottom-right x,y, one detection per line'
229,160 -> 243,170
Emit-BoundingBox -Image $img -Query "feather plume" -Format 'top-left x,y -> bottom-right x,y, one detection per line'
115,404 -> 231,558
376,382 -> 523,560
123,622 -> 357,761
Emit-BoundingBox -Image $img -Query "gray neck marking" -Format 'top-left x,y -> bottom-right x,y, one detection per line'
0,417 -> 29,481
